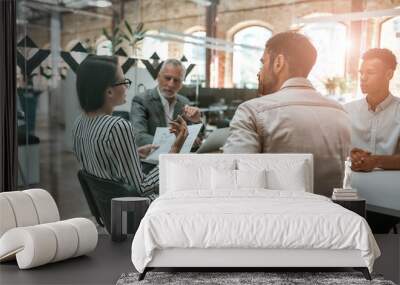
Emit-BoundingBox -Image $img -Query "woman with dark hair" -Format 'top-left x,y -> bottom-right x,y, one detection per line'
72,55 -> 188,200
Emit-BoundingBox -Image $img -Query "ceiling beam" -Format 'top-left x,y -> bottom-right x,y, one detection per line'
23,1 -> 112,20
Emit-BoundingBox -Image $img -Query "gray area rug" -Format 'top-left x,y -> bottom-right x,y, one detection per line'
116,271 -> 396,285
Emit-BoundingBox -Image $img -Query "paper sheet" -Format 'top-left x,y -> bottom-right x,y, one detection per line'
145,124 -> 203,163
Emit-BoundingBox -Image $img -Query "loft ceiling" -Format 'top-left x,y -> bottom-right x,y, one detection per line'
17,0 -> 116,23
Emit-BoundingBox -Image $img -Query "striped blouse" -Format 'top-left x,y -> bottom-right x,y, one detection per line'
72,114 -> 159,198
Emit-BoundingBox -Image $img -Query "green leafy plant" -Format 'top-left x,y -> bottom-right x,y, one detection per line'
102,21 -> 146,56
102,26 -> 123,54
323,76 -> 341,95
323,76 -> 354,97
337,77 -> 354,95
121,20 -> 146,52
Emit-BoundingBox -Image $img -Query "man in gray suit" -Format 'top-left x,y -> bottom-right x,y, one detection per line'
131,59 -> 201,146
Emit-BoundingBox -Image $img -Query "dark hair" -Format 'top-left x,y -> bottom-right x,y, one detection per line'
362,48 -> 397,70
76,55 -> 118,112
265,32 -> 317,77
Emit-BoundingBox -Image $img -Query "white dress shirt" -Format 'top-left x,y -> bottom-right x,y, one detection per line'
344,94 -> 400,155
157,87 -> 177,123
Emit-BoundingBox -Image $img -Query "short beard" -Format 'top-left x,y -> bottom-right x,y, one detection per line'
159,90 -> 177,103
258,69 -> 278,96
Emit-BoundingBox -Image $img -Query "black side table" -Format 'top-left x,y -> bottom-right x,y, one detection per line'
332,197 -> 366,218
111,197 -> 150,242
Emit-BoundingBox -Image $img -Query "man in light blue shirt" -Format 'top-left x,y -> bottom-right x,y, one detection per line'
344,48 -> 400,233
344,48 -> 400,172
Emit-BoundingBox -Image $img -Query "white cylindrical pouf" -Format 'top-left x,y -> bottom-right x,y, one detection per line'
1,192 -> 39,227
0,226 -> 57,269
65,218 -> 98,257
0,196 -> 17,237
23,189 -> 60,223
42,221 -> 79,263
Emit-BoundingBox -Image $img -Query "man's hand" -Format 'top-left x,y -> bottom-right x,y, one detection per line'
193,137 -> 203,148
182,105 -> 201,123
137,144 -> 159,159
350,148 -> 376,172
352,155 -> 378,172
350,148 -> 370,164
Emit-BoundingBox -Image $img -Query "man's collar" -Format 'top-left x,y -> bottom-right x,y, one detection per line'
365,93 -> 393,113
280,77 -> 315,90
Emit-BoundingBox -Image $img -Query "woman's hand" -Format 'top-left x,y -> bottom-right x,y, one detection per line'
169,115 -> 188,153
137,144 -> 159,159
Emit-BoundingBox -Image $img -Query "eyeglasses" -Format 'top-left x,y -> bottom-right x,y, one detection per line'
112,78 -> 132,89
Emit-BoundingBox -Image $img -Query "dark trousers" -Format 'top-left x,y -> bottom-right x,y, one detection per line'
367,211 -> 400,234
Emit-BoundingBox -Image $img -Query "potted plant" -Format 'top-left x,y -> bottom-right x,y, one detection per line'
121,20 -> 146,57
323,76 -> 340,96
102,26 -> 123,54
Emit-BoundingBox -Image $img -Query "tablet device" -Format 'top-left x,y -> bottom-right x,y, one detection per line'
196,127 -> 230,153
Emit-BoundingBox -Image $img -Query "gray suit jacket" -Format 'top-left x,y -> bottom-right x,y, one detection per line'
131,87 -> 190,147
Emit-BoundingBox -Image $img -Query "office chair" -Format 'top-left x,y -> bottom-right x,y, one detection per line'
77,170 -> 142,234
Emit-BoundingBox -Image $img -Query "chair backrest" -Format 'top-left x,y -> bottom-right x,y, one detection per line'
77,170 -> 141,233
77,171 -> 104,228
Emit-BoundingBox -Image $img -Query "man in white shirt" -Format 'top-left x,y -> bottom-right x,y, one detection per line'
344,48 -> 400,171
344,48 -> 400,233
223,32 -> 351,197
131,59 -> 201,146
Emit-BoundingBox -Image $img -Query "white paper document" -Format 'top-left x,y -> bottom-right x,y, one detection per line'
145,124 -> 203,163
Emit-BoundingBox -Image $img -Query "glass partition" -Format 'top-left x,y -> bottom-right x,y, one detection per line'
380,16 -> 400,96
301,21 -> 348,94
232,26 -> 272,88
15,0 -> 400,220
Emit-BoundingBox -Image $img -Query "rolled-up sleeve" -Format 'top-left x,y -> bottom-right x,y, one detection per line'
223,102 -> 262,154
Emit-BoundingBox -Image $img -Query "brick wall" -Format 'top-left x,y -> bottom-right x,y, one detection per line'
26,0 -> 400,87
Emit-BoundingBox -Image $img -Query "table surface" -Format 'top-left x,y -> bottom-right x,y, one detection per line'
351,170 -> 400,213
112,197 -> 149,202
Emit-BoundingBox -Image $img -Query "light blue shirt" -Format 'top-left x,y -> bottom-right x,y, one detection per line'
344,94 -> 400,155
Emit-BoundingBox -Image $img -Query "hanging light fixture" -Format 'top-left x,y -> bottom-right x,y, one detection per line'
145,29 -> 263,53
88,0 -> 112,8
189,0 -> 212,6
